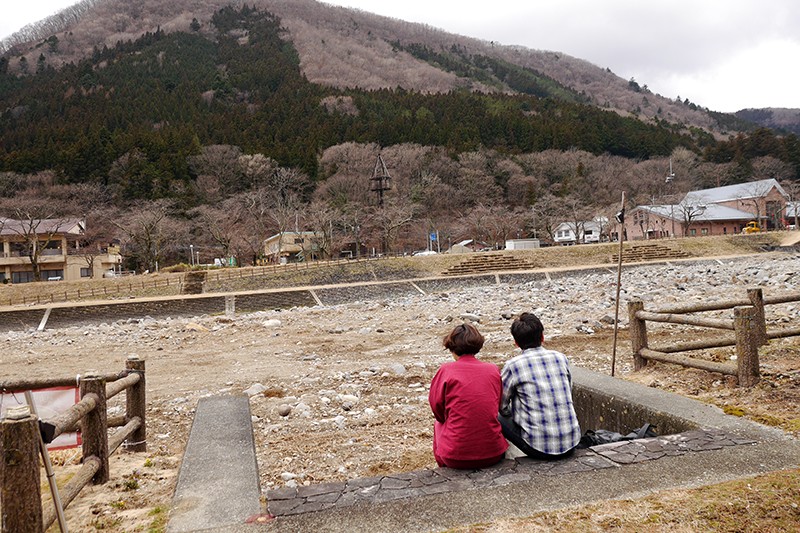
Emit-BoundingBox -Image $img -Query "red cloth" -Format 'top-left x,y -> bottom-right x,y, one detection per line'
429,355 -> 508,465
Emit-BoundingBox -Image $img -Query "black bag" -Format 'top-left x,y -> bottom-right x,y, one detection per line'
577,423 -> 658,448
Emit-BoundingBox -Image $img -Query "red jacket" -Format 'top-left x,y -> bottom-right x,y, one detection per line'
429,355 -> 508,462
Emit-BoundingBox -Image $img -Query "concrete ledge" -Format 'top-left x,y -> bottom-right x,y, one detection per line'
570,366 -> 786,438
167,395 -> 262,532
262,429 -> 752,517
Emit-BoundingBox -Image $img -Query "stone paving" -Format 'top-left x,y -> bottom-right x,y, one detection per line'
265,428 -> 755,517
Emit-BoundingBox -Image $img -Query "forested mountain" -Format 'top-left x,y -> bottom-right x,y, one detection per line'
735,109 -> 800,136
0,2 -> 799,271
0,0 -> 758,134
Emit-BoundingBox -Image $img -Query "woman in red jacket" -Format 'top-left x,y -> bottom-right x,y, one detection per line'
429,323 -> 508,469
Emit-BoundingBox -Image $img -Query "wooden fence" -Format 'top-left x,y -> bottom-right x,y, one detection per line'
628,288 -> 800,386
0,357 -> 146,532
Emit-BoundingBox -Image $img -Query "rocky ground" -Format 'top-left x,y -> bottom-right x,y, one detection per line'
2,252 -> 799,531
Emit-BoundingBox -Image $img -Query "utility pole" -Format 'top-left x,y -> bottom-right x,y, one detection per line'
666,159 -> 676,238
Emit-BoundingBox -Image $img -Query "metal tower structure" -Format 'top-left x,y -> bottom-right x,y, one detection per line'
370,154 -> 392,207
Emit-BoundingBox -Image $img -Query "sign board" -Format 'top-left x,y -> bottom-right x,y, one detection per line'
1,387 -> 81,450
430,232 -> 437,241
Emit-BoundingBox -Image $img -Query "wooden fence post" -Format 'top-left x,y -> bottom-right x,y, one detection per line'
125,356 -> 147,452
80,374 -> 110,483
734,306 -> 760,387
747,288 -> 768,346
628,299 -> 648,370
0,414 -> 43,532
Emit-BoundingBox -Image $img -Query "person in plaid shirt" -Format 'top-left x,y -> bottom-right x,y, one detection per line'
499,312 -> 581,459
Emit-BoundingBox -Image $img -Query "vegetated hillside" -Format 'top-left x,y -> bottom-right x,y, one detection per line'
0,0 -> 751,136
1,4 -> 799,275
735,108 -> 800,136
0,6 -> 703,185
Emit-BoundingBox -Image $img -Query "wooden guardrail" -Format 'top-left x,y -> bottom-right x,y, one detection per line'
0,357 -> 146,532
628,288 -> 800,387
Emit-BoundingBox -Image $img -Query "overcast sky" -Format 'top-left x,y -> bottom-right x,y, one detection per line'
3,0 -> 799,112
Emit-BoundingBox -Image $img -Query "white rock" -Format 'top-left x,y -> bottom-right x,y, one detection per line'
339,394 -> 359,405
280,472 -> 297,481
277,405 -> 292,417
244,383 -> 267,396
263,319 -> 282,328
387,363 -> 406,375
459,313 -> 481,323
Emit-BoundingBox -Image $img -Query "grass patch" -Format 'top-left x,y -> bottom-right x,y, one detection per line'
451,469 -> 800,532
723,405 -> 746,417
147,506 -> 168,533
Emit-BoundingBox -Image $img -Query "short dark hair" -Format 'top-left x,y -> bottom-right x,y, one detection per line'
511,312 -> 544,349
443,323 -> 485,356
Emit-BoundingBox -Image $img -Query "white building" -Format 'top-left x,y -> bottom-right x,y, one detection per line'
505,239 -> 540,250
553,219 -> 606,245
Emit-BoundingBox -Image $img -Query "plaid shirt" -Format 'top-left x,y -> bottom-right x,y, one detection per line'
500,347 -> 581,455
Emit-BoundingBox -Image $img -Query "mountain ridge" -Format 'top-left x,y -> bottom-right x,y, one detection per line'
2,0 -> 786,136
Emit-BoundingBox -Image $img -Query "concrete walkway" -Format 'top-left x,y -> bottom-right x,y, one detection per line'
167,395 -> 263,532
168,368 -> 800,532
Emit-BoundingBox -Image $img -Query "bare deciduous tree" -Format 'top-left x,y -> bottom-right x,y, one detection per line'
190,199 -> 244,263
482,205 -> 529,248
303,201 -> 340,260
336,202 -> 372,258
188,145 -> 245,200
369,198 -> 415,254
562,195 -> 593,244
239,153 -> 278,189
112,200 -> 180,272
0,194 -> 77,281
77,207 -> 118,277
676,199 -> 709,237
532,193 -> 567,243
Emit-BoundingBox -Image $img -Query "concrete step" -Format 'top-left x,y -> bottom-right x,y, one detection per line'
168,395 -> 263,532
443,254 -> 536,276
611,243 -> 690,263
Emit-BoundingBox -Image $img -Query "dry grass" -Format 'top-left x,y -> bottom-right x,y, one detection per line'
451,469 -> 800,533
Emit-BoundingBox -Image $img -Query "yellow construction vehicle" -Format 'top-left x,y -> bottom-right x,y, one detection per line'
743,221 -> 760,234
